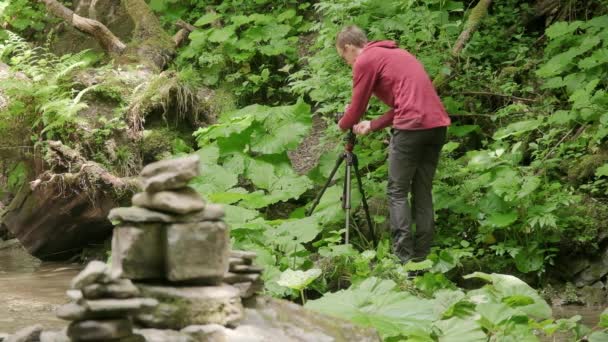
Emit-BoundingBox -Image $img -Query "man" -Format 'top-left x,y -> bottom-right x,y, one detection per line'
336,25 -> 451,263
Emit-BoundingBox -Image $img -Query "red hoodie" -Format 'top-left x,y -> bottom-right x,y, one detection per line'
338,41 -> 451,131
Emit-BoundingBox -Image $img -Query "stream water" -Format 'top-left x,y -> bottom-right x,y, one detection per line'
0,242 -> 604,338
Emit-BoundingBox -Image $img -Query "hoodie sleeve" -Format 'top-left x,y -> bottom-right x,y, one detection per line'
338,57 -> 377,130
370,109 -> 394,131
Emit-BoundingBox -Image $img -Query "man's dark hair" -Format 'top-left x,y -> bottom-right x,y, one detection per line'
336,25 -> 368,49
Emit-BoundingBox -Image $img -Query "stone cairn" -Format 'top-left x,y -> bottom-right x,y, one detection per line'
21,154 -> 264,342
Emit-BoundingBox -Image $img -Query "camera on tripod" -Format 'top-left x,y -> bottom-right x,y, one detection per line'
306,116 -> 376,246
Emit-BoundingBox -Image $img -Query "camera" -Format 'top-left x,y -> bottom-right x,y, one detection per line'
332,112 -> 344,124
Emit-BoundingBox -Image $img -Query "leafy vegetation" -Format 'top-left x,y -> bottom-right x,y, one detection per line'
1,0 -> 608,340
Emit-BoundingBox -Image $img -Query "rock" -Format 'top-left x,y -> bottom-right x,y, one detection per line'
85,297 -> 158,314
82,278 -> 141,299
0,238 -> 20,250
233,281 -> 263,299
578,285 -> 608,306
240,297 -> 381,342
136,284 -> 243,329
66,289 -> 83,301
223,272 -> 261,284
181,324 -> 227,342
0,179 -> 119,260
108,206 -> 221,224
115,334 -> 146,342
0,333 -> 8,342
67,319 -> 133,341
109,207 -> 174,223
56,302 -> 88,321
70,261 -> 110,289
229,257 -> 248,267
39,330 -> 70,342
132,188 -> 205,214
5,324 -> 43,342
140,155 -> 200,192
57,298 -> 157,320
229,264 -> 263,274
574,248 -> 608,287
135,329 -> 194,342
166,222 -> 229,284
111,224 -> 164,280
199,204 -> 225,221
230,250 -> 257,260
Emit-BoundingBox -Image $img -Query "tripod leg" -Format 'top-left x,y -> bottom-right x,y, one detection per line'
306,153 -> 346,216
352,154 -> 377,246
344,162 -> 352,244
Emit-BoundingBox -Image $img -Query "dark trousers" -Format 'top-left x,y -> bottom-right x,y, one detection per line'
388,126 -> 446,263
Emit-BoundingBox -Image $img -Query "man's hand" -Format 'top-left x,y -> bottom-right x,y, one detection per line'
353,120 -> 372,135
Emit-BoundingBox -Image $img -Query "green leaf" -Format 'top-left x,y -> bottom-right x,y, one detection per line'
596,164 -> 608,177
208,27 -> 235,43
306,277 -> 436,338
545,21 -> 581,39
194,12 -> 221,26
502,295 -> 535,307
463,272 -> 552,319
589,331 -> 608,342
404,259 -> 433,272
277,268 -> 322,291
268,216 -> 322,249
493,119 -> 542,140
434,317 -> 486,342
487,212 -> 518,228
190,163 -> 238,195
600,308 -> 608,328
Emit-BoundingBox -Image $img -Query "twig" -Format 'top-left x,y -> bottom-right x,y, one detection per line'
459,91 -> 538,103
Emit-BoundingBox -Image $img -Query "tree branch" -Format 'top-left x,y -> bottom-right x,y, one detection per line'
173,20 -> 197,47
433,0 -> 493,89
39,0 -> 126,54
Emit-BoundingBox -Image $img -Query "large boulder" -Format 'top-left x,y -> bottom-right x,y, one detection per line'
0,182 -> 119,260
135,284 -> 243,329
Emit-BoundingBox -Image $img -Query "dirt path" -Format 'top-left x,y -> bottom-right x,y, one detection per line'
288,115 -> 333,175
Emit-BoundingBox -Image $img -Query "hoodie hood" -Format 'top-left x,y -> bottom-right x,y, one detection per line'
363,40 -> 398,51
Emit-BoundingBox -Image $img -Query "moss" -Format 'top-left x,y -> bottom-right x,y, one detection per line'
567,152 -> 608,184
141,128 -> 179,163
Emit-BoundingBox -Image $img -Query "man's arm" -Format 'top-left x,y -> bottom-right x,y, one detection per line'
370,109 -> 394,131
338,58 -> 377,130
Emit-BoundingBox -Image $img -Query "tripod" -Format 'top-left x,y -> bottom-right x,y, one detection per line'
307,130 -> 376,246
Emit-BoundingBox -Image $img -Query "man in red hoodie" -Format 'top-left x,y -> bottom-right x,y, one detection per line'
336,25 -> 451,263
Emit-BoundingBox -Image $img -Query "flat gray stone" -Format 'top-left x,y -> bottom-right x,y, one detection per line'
66,289 -> 83,301
166,221 -> 229,284
233,281 -> 263,299
111,224 -> 164,280
67,319 -> 132,341
85,297 -> 158,314
6,324 -> 43,342
109,206 -> 223,224
229,264 -> 263,274
132,188 -> 205,215
109,207 -> 174,223
70,261 -> 110,289
230,250 -> 257,260
141,155 -> 200,192
229,257 -> 247,267
199,204 -> 225,221
181,324 -> 227,342
82,278 -> 140,299
136,284 -> 243,329
135,329 -> 194,342
56,302 -> 88,321
223,272 -> 261,284
39,330 -> 69,342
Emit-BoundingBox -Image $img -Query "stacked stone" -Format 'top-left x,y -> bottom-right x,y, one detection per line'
106,154 -> 251,330
224,250 -> 264,299
55,261 -> 157,342
107,154 -> 229,284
